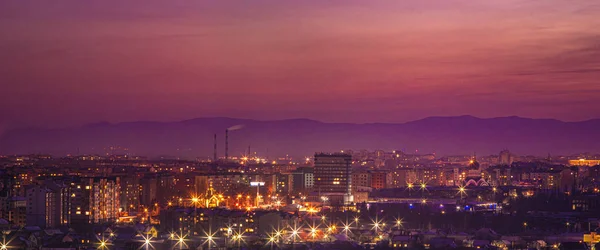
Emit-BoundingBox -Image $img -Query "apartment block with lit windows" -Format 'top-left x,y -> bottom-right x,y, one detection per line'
70,177 -> 120,224
313,153 -> 352,194
25,181 -> 70,228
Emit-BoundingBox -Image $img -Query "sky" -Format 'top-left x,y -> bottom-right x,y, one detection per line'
1,0 -> 599,129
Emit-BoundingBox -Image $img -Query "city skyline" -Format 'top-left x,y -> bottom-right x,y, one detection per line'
2,115 -> 599,158
1,0 -> 600,129
2,1 -> 600,249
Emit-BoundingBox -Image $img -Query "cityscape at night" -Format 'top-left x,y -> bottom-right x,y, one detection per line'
1,0 -> 600,250
0,150 -> 599,249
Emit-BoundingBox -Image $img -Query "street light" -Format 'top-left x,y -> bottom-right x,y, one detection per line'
173,230 -> 188,250
371,215 -> 383,233
458,186 -> 467,199
0,233 -> 10,250
233,229 -> 245,249
140,234 -> 153,250
395,217 -> 403,230
191,196 -> 200,233
96,232 -> 112,250
407,182 -> 414,196
267,235 -> 277,250
309,223 -> 319,240
98,240 -> 108,250
203,229 -> 217,250
290,222 -> 301,246
341,220 -> 352,237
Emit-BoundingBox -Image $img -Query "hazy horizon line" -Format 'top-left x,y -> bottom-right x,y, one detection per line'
6,114 -> 600,131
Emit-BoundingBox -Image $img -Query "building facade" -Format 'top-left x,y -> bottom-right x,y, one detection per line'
314,153 -> 353,204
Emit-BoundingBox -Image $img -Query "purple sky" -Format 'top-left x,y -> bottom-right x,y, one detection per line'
1,0 -> 599,129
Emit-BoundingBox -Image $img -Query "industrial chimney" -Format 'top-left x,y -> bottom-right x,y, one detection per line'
225,129 -> 229,160
213,134 -> 217,162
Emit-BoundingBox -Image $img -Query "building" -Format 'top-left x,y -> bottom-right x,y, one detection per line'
120,176 -> 140,212
499,150 -> 513,165
25,185 -> 49,227
25,181 -> 70,228
194,174 -> 249,196
90,177 -> 120,223
292,167 -> 314,192
352,171 -> 371,190
140,176 -> 157,207
9,197 -> 26,227
570,159 -> 600,167
490,167 -> 512,186
370,170 -> 391,189
529,168 -> 575,192
313,153 -> 353,205
273,173 -> 293,195
70,177 -> 121,225
389,169 -> 414,188
156,174 -> 176,204
571,194 -> 600,212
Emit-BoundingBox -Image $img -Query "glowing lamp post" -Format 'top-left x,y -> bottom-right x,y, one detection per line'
191,196 -> 200,232
268,236 -> 276,250
233,230 -> 245,249
395,217 -> 403,230
177,237 -> 184,250
458,186 -> 466,199
371,215 -> 383,234
203,229 -> 217,250
172,230 -> 188,250
342,221 -> 352,237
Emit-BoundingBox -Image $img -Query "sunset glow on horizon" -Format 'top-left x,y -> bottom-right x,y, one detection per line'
1,0 -> 599,128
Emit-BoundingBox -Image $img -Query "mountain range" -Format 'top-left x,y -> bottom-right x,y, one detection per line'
1,116 -> 599,159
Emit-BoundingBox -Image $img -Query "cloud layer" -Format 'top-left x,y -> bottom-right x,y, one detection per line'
0,0 -> 599,127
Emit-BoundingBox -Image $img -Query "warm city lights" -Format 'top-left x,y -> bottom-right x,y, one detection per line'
3,1 -> 599,249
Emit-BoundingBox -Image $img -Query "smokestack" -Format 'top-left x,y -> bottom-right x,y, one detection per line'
225,129 -> 229,160
213,134 -> 217,162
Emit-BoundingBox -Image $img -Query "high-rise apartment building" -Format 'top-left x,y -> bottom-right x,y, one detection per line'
120,176 -> 140,212
70,177 -> 120,225
25,181 -> 70,228
314,153 -> 353,204
140,176 -> 157,207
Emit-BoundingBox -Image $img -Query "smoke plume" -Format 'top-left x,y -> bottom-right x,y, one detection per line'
227,124 -> 245,131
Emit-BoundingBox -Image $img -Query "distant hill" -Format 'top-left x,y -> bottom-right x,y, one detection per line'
1,116 -> 599,159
